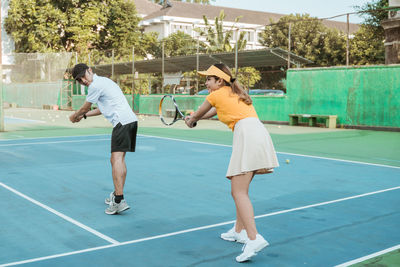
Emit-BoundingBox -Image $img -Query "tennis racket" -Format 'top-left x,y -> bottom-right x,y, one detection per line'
159,95 -> 197,127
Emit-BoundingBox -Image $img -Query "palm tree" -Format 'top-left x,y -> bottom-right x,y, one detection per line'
197,10 -> 247,53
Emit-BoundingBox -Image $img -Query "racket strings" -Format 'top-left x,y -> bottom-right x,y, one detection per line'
160,96 -> 177,125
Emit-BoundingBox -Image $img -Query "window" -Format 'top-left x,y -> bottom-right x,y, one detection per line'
171,24 -> 193,35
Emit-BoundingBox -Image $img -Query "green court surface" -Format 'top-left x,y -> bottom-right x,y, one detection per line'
352,249 -> 400,267
1,108 -> 400,266
2,108 -> 399,168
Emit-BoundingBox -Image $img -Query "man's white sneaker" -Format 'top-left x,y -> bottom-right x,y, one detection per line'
105,199 -> 130,215
220,227 -> 248,243
236,234 -> 269,262
105,191 -> 114,205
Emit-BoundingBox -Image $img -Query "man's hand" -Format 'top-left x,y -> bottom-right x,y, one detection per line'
69,113 -> 81,123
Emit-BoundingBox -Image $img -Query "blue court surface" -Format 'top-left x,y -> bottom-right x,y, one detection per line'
0,134 -> 399,266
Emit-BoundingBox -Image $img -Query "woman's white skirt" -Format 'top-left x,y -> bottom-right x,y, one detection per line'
226,117 -> 279,178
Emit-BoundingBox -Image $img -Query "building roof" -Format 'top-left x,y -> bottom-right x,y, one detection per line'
142,1 -> 359,34
89,48 -> 312,76
143,1 -> 284,25
133,0 -> 162,16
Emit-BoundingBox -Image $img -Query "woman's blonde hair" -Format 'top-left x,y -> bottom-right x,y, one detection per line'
213,64 -> 252,105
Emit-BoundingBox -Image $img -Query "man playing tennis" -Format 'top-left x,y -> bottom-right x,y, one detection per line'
69,63 -> 138,215
185,64 -> 279,262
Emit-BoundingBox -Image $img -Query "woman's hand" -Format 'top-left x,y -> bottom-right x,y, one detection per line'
184,100 -> 213,128
185,115 -> 196,128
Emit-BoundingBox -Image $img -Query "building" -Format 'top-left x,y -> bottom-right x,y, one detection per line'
137,0 -> 359,50
382,0 -> 400,64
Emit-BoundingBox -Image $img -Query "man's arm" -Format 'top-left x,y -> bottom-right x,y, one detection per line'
69,101 -> 92,123
84,108 -> 101,118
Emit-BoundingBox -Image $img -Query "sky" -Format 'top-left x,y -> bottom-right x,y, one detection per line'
212,0 -> 372,24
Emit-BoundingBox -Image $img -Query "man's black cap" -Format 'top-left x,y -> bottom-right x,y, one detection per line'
72,63 -> 89,80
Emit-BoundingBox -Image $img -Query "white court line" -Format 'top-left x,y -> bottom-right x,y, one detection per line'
276,151 -> 400,170
0,182 -> 119,245
139,134 -> 400,170
0,134 -> 111,142
4,116 -> 46,123
335,244 -> 400,267
254,186 -> 400,219
0,138 -> 110,147
2,133 -> 400,170
0,135 -> 151,147
1,185 -> 399,267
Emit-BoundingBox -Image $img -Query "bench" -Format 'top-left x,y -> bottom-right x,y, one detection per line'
164,108 -> 194,117
289,114 -> 337,129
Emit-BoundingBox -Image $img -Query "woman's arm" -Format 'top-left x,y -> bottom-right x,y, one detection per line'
185,100 -> 213,128
201,107 -> 217,119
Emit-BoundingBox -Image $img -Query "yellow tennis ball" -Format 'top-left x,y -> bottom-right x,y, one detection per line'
285,159 -> 290,164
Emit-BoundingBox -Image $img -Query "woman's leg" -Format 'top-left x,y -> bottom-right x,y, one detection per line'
231,171 -> 257,240
235,205 -> 245,232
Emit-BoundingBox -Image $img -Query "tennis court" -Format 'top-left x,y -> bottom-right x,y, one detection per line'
0,110 -> 399,267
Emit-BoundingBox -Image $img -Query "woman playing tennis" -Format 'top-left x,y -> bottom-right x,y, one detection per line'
185,64 -> 279,262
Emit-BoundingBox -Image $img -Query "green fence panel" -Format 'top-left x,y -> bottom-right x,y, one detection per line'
252,96 -> 289,122
69,65 -> 400,128
287,65 -> 400,127
138,95 -> 287,121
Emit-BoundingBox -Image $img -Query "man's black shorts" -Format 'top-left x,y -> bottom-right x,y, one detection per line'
111,121 -> 138,152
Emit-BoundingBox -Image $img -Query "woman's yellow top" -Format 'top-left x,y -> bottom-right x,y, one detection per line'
206,86 -> 258,130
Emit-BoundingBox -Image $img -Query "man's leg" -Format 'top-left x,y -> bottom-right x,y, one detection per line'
110,151 -> 127,195
105,151 -> 129,214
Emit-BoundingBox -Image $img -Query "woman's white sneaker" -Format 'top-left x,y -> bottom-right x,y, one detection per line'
235,234 -> 269,262
220,227 -> 248,243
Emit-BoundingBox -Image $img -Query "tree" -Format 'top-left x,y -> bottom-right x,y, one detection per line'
259,14 -> 347,67
350,25 -> 385,65
354,0 -> 389,30
151,31 -> 206,58
4,0 -> 155,61
233,67 -> 261,89
351,0 -> 388,65
196,10 -> 260,87
5,0 -> 68,52
197,10 -> 247,53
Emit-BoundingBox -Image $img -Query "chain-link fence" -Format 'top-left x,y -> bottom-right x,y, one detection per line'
2,52 -> 72,109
